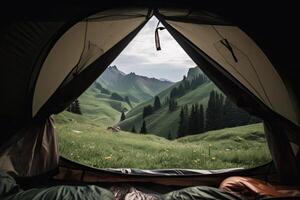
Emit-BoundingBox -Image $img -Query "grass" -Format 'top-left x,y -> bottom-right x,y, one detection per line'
78,86 -> 130,126
54,112 -> 271,169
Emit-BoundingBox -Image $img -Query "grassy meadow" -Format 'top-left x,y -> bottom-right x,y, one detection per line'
54,111 -> 271,169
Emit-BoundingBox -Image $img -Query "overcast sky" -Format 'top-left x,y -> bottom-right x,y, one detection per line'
110,16 -> 196,82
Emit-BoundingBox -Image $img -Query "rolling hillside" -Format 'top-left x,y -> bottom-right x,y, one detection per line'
72,65 -> 174,126
119,67 -> 221,137
97,65 -> 173,105
124,66 -> 206,119
77,85 -> 131,126
55,64 -> 270,170
54,111 -> 270,169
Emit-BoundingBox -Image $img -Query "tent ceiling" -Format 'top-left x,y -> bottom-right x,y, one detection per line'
165,20 -> 300,126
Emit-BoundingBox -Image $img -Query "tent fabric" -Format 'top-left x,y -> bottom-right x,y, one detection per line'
33,8 -> 149,117
0,22 -> 65,144
162,20 -> 299,127
0,117 -> 58,177
154,10 -> 300,184
158,8 -> 232,26
34,15 -> 150,120
263,122 -> 299,184
0,8 -> 150,177
54,158 -> 276,187
0,4 -> 299,186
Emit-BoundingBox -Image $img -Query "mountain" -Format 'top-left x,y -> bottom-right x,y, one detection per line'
118,68 -> 220,138
97,66 -> 174,105
159,78 -> 172,82
187,66 -> 203,80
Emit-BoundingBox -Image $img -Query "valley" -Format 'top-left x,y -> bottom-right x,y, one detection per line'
54,65 -> 270,169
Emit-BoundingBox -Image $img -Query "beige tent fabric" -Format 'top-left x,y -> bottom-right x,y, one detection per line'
166,21 -> 300,126
32,22 -> 86,117
0,117 -> 58,176
32,9 -> 148,117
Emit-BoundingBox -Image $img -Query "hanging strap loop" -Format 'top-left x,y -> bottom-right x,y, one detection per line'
155,21 -> 165,51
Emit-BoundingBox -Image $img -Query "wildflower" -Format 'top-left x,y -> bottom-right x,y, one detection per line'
104,155 -> 112,160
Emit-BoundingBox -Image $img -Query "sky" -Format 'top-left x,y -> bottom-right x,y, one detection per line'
110,16 -> 196,82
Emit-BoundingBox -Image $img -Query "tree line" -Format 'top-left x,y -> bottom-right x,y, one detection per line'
94,82 -> 132,107
142,96 -> 162,119
129,96 -> 163,134
129,75 -> 261,138
168,74 -> 208,112
177,90 -> 261,138
66,99 -> 82,115
170,74 -> 208,99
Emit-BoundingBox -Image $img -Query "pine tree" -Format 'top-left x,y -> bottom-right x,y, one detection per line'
215,93 -> 224,129
140,120 -> 147,134
206,91 -> 216,131
164,97 -> 170,106
222,96 -> 252,128
188,104 -> 196,134
73,99 -> 82,115
167,131 -> 172,140
182,75 -> 190,90
177,107 -> 185,138
223,97 -> 235,127
168,98 -> 177,112
194,103 -> 200,134
66,105 -> 72,112
153,96 -> 161,111
177,105 -> 189,138
131,125 -> 136,133
120,111 -> 126,121
198,104 -> 204,133
143,105 -> 153,118
170,87 -> 178,98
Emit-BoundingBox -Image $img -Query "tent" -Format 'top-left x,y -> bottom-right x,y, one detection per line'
0,0 -> 299,194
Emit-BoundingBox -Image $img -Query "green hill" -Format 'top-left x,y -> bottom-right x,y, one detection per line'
54,111 -> 270,169
67,65 -> 178,127
187,66 -> 203,80
119,73 -> 220,137
97,66 -> 174,105
77,85 -> 131,126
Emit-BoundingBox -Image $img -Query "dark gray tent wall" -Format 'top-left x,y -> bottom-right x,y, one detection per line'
0,4 -> 300,186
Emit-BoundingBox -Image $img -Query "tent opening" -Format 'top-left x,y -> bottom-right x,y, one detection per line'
53,16 -> 271,171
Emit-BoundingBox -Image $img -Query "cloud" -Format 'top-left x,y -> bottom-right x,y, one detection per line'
110,16 -> 196,82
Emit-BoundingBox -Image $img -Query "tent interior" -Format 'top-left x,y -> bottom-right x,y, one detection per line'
1,2 -> 300,199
